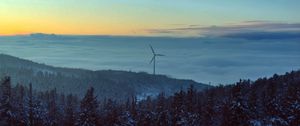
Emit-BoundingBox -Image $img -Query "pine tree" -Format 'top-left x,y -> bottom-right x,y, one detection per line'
0,76 -> 12,125
130,95 -> 137,118
284,84 -> 300,126
248,88 -> 258,121
187,85 -> 196,113
228,83 -> 250,126
201,90 -> 215,126
137,110 -> 153,126
171,89 -> 187,125
264,81 -> 278,116
26,83 -> 46,126
103,99 -> 119,125
28,83 -> 34,126
155,92 -> 169,126
14,84 -> 26,125
220,100 -> 231,126
156,92 -> 165,113
64,94 -> 76,126
47,89 -> 60,126
186,85 -> 198,125
78,87 -> 99,126
262,80 -> 284,125
145,96 -> 152,111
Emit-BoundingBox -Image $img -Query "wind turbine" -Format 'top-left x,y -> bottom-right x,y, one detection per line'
149,45 -> 165,75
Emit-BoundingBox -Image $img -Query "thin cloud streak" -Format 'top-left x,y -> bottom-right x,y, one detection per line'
145,21 -> 300,39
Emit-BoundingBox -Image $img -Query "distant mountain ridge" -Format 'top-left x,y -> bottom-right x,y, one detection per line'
0,53 -> 210,101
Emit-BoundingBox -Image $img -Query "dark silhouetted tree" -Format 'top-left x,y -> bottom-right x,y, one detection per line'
64,94 -> 76,126
78,87 -> 99,126
0,76 -> 12,125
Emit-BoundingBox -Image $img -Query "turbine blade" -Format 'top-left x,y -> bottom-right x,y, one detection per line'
156,54 -> 165,56
149,45 -> 155,54
149,56 -> 155,64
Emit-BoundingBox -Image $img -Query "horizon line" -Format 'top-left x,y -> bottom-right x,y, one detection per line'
0,33 -> 204,39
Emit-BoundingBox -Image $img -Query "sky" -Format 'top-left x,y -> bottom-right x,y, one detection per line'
1,0 -> 300,37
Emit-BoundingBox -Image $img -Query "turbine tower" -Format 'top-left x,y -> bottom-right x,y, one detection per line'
149,45 -> 165,75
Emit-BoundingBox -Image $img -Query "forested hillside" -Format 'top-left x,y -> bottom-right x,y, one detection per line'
0,54 -> 209,101
0,70 -> 299,126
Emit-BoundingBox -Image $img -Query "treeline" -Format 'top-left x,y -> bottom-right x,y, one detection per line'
0,70 -> 300,126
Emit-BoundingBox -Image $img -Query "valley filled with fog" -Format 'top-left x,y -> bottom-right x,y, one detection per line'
0,35 -> 299,84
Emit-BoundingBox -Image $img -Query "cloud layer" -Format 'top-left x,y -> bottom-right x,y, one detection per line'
1,35 -> 300,85
145,21 -> 300,39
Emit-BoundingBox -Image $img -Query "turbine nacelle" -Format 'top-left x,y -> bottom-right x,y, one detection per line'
149,54 -> 165,64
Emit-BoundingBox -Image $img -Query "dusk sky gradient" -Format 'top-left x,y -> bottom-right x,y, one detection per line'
1,0 -> 300,36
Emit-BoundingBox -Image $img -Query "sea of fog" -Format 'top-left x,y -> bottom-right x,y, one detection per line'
0,35 -> 299,85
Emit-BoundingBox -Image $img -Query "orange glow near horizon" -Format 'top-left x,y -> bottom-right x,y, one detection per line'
0,18 -> 144,36
1,0 -> 299,36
